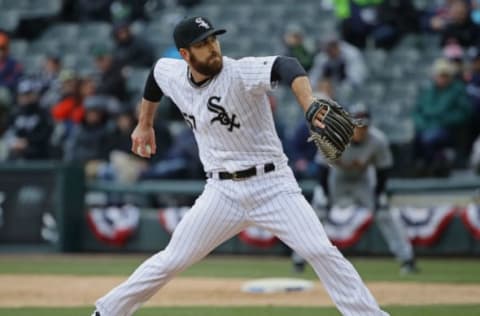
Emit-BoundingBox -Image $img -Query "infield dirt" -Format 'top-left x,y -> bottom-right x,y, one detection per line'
1,275 -> 479,307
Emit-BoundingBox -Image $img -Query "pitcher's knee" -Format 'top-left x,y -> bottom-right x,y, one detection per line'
300,244 -> 339,262
153,251 -> 191,275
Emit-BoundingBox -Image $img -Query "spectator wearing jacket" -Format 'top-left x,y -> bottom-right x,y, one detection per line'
0,31 -> 23,94
4,78 -> 52,160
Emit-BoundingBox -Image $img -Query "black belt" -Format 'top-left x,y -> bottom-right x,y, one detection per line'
207,163 -> 275,180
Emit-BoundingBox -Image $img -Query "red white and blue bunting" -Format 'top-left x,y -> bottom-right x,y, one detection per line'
87,204 -> 140,246
395,205 -> 457,246
323,205 -> 373,249
461,203 -> 480,239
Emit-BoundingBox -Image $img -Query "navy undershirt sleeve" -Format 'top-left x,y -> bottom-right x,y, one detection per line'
143,68 -> 164,102
271,56 -> 308,86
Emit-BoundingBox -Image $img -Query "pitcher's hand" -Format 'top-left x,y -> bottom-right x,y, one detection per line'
131,124 -> 156,158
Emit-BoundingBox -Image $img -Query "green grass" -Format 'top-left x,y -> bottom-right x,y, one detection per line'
0,305 -> 479,316
0,255 -> 480,283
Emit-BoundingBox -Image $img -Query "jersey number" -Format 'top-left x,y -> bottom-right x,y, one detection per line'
182,112 -> 196,130
207,96 -> 240,132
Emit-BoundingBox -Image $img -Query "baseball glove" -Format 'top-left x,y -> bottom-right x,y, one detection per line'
305,98 -> 356,163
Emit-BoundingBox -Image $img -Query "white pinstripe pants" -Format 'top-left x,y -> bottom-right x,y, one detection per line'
96,166 -> 389,316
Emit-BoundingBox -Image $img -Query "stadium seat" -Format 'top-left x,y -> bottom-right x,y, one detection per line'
19,55 -> 44,74
23,0 -> 62,18
388,82 -> 419,102
145,22 -> 173,42
41,23 -> 80,43
0,11 -> 19,32
216,5 -> 254,26
0,0 -> 29,10
203,0 -> 230,4
380,118 -> 415,144
361,82 -> 387,104
281,5 -> 317,21
190,4 -> 222,20
364,49 -> 387,78
29,39 -> 61,55
221,38 -> 252,58
126,67 -> 150,95
62,54 -> 93,71
78,22 -> 112,41
250,5 -> 285,21
9,39 -> 28,59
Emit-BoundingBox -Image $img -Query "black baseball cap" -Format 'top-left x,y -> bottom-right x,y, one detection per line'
173,16 -> 226,49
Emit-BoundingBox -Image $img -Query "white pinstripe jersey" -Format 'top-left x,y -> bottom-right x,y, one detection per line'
153,56 -> 288,173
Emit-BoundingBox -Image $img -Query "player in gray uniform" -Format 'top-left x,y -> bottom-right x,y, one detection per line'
293,103 -> 417,274
91,17 -> 389,316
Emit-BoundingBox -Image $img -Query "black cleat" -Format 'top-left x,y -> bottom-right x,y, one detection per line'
400,259 -> 419,275
293,261 -> 306,274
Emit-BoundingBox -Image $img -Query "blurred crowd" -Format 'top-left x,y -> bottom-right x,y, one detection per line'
1,0 -> 480,184
284,0 -> 480,178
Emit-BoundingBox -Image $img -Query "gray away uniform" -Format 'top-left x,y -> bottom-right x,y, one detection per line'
293,127 -> 414,270
326,127 -> 413,264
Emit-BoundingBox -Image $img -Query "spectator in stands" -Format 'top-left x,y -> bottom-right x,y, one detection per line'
334,0 -> 419,50
413,58 -> 471,176
309,35 -> 367,89
38,54 -> 64,109
112,22 -> 155,68
107,107 -> 137,155
0,31 -> 23,95
64,95 -> 113,178
0,87 -> 12,161
93,45 -> 128,101
426,0 -> 455,32
4,78 -> 52,160
80,72 -> 98,99
50,70 -> 84,125
472,0 -> 480,25
38,53 -> 62,93
288,79 -> 335,179
139,126 -> 201,180
440,0 -> 480,48
442,42 -> 466,80
466,51 -> 480,147
376,0 -> 420,44
282,24 -> 315,72
103,106 -> 151,183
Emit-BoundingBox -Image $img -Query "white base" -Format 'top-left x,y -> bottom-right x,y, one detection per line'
241,278 -> 314,294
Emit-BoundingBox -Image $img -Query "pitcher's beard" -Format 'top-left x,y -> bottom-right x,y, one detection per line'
190,53 -> 223,77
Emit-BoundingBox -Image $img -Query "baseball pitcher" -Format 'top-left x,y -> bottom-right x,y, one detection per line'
92,17 -> 389,316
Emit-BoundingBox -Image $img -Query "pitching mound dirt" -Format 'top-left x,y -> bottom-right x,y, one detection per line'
1,275 -> 479,307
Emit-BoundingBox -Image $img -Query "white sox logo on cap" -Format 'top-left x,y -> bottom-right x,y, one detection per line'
195,17 -> 210,29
